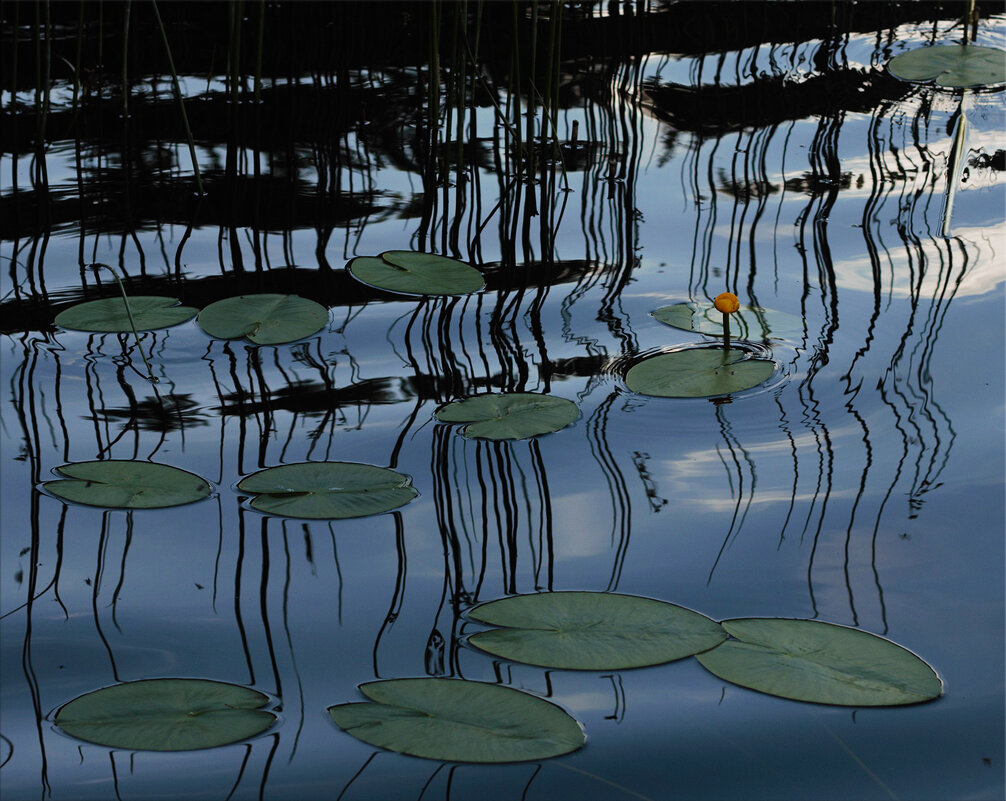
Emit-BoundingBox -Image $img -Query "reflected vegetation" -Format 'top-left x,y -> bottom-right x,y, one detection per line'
2,1 -> 1003,799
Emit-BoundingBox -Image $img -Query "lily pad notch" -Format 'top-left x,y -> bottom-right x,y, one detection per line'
347,251 -> 486,296
328,678 -> 585,762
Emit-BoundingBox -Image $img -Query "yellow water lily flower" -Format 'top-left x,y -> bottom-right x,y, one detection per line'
714,292 -> 740,314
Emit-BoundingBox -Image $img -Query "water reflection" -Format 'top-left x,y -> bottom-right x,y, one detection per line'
2,2 -> 1003,799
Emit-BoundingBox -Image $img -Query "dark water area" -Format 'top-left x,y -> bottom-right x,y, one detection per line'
2,2 -> 1004,800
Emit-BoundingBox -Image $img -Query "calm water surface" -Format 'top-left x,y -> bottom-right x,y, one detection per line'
2,3 -> 1004,799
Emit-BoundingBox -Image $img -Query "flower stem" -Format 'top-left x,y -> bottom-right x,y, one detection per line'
93,263 -> 157,382
722,312 -> 731,351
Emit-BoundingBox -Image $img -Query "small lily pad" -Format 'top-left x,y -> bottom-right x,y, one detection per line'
55,296 -> 198,333
695,618 -> 943,706
467,591 -> 726,670
347,251 -> 485,296
434,393 -> 578,440
237,461 -> 418,519
625,348 -> 774,398
54,678 -> 276,751
652,302 -> 803,341
42,460 -> 212,509
887,45 -> 1006,89
197,294 -> 328,344
328,678 -> 585,762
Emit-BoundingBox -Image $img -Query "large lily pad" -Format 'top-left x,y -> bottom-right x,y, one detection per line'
42,460 -> 212,509
887,45 -> 1006,89
54,296 -> 198,333
695,618 -> 943,706
347,251 -> 485,296
54,678 -> 275,751
237,461 -> 418,519
434,393 -> 578,440
625,348 -> 774,398
197,294 -> 328,344
328,678 -> 584,762
467,591 -> 726,670
652,302 -> 803,341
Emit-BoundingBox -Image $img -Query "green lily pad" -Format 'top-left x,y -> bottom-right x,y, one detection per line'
652,302 -> 803,341
467,591 -> 726,670
328,678 -> 584,762
887,45 -> 1006,89
42,460 -> 212,509
625,348 -> 774,398
695,618 -> 943,706
237,461 -> 418,519
54,296 -> 198,333
434,393 -> 578,440
347,251 -> 485,296
196,294 -> 328,344
54,678 -> 276,751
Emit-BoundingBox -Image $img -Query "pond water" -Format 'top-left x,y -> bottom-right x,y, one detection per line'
2,2 -> 1004,799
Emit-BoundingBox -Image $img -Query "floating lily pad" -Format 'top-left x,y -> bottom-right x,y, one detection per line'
652,302 -> 803,341
54,678 -> 275,751
347,251 -> 485,296
695,618 -> 943,706
887,45 -> 1006,89
434,393 -> 578,440
42,460 -> 212,509
237,461 -> 418,519
328,678 -> 584,762
54,296 -> 198,333
197,294 -> 328,344
625,348 -> 774,398
467,592 -> 726,670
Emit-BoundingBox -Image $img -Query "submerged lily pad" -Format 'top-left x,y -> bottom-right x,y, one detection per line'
42,460 -> 212,509
887,45 -> 1006,89
328,678 -> 584,762
347,251 -> 485,296
434,393 -> 578,440
695,618 -> 943,706
652,302 -> 803,341
54,678 -> 275,751
54,296 -> 198,333
197,294 -> 328,344
238,461 -> 418,519
467,591 -> 726,670
625,348 -> 774,398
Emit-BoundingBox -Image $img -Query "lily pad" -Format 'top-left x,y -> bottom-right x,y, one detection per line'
54,678 -> 275,751
467,591 -> 726,670
625,348 -> 774,398
887,45 -> 1006,89
652,302 -> 803,341
197,294 -> 328,344
54,296 -> 198,333
42,460 -> 212,509
237,461 -> 418,519
328,678 -> 584,762
347,251 -> 485,296
434,393 -> 578,440
695,618 -> 943,706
